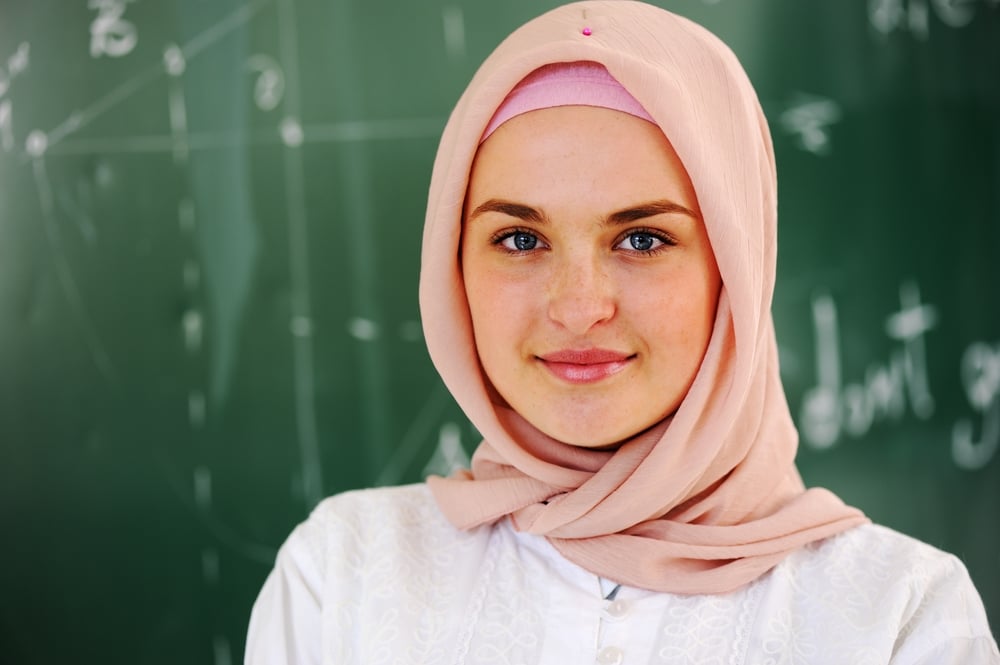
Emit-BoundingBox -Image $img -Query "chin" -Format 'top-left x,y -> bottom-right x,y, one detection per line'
539,422 -> 632,450
570,438 -> 628,451
533,406 -> 673,450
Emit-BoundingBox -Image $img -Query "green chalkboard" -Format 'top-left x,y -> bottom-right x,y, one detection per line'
1,0 -> 997,662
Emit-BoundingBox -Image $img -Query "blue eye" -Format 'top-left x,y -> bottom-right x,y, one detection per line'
501,231 -> 540,251
617,231 -> 668,252
628,233 -> 657,251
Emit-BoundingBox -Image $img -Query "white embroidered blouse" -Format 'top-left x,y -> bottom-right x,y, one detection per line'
245,483 -> 998,665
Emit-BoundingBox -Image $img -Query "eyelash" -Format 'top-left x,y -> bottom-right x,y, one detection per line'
490,227 -> 546,254
489,227 -> 677,255
615,227 -> 677,255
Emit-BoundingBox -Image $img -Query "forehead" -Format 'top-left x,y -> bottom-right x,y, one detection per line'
467,106 -> 699,214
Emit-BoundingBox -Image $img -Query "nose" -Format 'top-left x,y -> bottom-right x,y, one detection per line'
546,253 -> 617,335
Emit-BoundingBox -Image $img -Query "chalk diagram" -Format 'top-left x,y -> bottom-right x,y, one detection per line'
3,0 -> 997,660
3,1 -> 471,661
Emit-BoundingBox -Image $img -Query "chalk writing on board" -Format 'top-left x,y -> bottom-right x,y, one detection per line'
183,309 -> 203,352
189,391 -> 207,428
246,54 -> 284,111
56,179 -> 99,245
163,43 -> 186,77
0,42 -> 30,99
271,0 -> 325,512
280,116 -> 304,147
165,45 -> 190,163
0,42 -> 30,153
423,422 -> 471,478
89,0 -> 138,59
801,282 -> 998,471
27,1 -> 268,157
0,101 -> 12,152
779,94 -> 841,155
869,0 -> 994,40
441,7 -> 466,60
25,130 -> 48,157
30,157 -> 117,381
202,548 -> 220,585
194,465 -> 213,511
953,340 -> 1000,469
348,317 -> 379,341
213,636 -> 232,665
800,282 -> 937,449
374,387 -> 452,487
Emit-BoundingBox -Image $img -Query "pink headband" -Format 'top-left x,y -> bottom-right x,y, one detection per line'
481,61 -> 656,142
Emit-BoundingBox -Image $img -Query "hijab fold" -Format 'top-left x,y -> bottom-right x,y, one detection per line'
420,0 -> 867,595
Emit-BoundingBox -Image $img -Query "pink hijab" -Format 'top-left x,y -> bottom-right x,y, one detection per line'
420,0 -> 867,595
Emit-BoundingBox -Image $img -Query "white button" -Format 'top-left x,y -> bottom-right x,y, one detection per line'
597,646 -> 624,665
604,599 -> 628,620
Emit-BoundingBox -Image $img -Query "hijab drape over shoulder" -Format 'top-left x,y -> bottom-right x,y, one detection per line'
420,0 -> 867,595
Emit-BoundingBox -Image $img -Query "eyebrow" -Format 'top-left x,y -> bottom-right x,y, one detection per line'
606,200 -> 700,225
466,198 -> 699,225
467,199 -> 546,225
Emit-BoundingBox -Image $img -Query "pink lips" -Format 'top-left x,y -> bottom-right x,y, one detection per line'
538,348 -> 634,384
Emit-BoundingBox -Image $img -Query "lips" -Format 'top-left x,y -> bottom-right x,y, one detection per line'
537,348 -> 634,384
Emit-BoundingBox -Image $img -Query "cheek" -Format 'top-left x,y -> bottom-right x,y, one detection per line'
463,258 -> 521,360
638,270 -> 719,353
463,264 -> 491,344
464,247 -> 541,320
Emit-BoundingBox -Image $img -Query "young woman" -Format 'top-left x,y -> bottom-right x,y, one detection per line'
246,2 -> 999,662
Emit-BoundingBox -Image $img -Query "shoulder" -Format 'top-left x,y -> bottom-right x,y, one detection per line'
247,484 -> 491,664
297,485 -> 499,660
289,482 -> 452,548
759,523 -> 998,663
284,482 -> 490,579
307,482 -> 448,533
780,522 -> 976,602
784,522 -> 965,583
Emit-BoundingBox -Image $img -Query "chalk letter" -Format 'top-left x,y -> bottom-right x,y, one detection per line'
951,342 -> 1000,470
801,294 -> 842,448
885,281 -> 937,419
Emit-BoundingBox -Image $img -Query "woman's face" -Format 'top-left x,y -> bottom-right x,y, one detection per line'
461,105 -> 721,448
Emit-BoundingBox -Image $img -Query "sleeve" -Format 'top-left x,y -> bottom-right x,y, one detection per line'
244,513 -> 327,665
890,552 -> 1000,665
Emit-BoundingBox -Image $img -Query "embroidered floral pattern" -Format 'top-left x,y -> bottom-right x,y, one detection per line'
248,485 -> 998,665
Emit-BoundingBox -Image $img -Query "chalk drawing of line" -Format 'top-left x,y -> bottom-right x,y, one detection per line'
41,0 -> 272,152
154,451 -> 278,563
41,118 -> 445,156
271,0 -> 322,509
374,385 -> 451,487
31,157 -> 118,384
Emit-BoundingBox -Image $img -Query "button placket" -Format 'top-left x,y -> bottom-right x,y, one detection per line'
603,598 -> 629,621
595,581 -> 628,663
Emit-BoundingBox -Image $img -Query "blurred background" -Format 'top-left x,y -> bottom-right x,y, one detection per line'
1,0 -> 997,662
